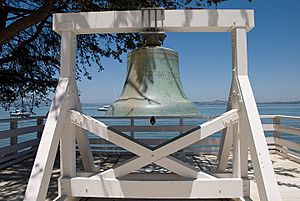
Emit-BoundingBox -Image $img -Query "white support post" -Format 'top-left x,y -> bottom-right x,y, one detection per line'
61,30 -> 95,173
232,122 -> 241,178
24,78 -> 69,201
238,76 -> 281,201
216,29 -> 239,172
239,107 -> 251,197
60,30 -> 77,178
73,101 -> 96,172
232,28 -> 251,197
216,125 -> 233,172
58,31 -> 96,199
234,28 -> 281,201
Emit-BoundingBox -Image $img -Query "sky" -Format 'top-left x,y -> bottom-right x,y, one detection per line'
77,0 -> 300,103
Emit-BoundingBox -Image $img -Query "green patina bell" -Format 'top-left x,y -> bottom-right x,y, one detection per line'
106,46 -> 199,116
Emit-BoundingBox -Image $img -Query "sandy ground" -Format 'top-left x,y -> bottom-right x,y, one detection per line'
0,153 -> 299,201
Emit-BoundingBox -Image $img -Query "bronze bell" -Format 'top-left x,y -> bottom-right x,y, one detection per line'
106,46 -> 199,116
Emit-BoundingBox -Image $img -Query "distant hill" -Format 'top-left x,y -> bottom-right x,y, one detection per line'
194,100 -> 227,105
193,100 -> 300,105
258,101 -> 300,104
81,100 -> 300,106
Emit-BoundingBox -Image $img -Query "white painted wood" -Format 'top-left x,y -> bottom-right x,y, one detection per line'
232,122 -> 241,178
72,82 -> 95,172
233,29 -> 251,197
26,9 -> 283,200
59,31 -> 77,187
266,137 -> 275,144
260,115 -> 276,119
262,124 -> 275,131
216,125 -> 233,172
237,75 -> 282,201
24,78 -> 69,201
275,115 -> 300,120
64,177 -> 243,198
213,172 -> 233,178
53,195 -> 80,201
150,110 -> 238,159
59,121 -> 76,177
60,30 -> 95,172
234,28 -> 248,76
155,156 -> 199,179
53,9 -> 254,34
60,31 -> 76,77
69,110 -> 151,156
70,109 -> 239,178
216,33 -> 240,172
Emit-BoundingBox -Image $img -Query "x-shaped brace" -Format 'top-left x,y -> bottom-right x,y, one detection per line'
69,109 -> 239,179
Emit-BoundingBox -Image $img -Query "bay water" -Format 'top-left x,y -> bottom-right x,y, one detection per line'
0,103 -> 300,148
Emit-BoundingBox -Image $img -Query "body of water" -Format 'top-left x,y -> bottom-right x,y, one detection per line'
1,103 -> 300,119
0,103 -> 300,147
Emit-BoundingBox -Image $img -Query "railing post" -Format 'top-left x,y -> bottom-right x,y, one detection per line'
130,118 -> 134,138
273,116 -> 281,139
179,117 -> 183,134
10,120 -> 18,146
10,120 -> 18,156
273,116 -> 287,155
37,116 -> 44,139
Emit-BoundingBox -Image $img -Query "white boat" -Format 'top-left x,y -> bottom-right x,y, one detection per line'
10,109 -> 31,117
97,105 -> 110,112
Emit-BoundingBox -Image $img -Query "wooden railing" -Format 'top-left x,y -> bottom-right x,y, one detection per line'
261,115 -> 300,163
90,116 -> 220,155
0,116 -> 45,169
0,114 -> 299,169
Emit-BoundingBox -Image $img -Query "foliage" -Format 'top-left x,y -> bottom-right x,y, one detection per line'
0,0 -> 227,112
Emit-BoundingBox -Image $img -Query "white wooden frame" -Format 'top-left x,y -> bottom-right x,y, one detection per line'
24,9 -> 281,201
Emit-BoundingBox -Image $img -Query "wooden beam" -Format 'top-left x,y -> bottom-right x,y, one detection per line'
60,177 -> 243,198
24,78 -> 69,201
53,9 -> 254,34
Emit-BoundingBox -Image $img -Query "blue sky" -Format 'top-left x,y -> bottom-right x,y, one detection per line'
77,0 -> 300,103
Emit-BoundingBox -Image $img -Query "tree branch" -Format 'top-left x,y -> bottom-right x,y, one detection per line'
0,20 -> 47,65
6,6 -> 35,14
0,0 -> 56,46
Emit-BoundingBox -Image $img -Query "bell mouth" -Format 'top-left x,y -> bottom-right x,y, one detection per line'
107,100 -> 199,117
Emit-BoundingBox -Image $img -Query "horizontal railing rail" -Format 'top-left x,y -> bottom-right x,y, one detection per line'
0,116 -> 45,169
0,114 -> 299,169
261,115 -> 300,163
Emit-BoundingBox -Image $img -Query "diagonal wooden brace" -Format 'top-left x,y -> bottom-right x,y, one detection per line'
69,109 -> 239,178
25,78 -> 69,201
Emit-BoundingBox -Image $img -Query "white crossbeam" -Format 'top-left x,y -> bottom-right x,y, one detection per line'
59,176 -> 243,198
69,109 -> 239,178
53,9 -> 254,34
